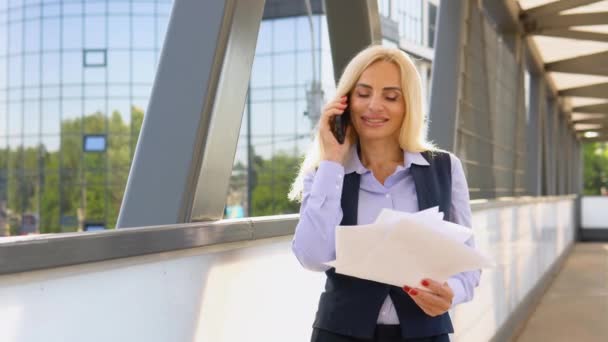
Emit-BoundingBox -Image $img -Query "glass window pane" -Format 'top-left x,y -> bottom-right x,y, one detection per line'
109,2 -> 129,14
84,64 -> 105,83
42,18 -> 60,51
42,85 -> 60,99
108,99 -> 130,133
40,169 -> 61,233
256,20 -> 271,54
132,51 -> 155,83
0,19 -> 6,52
23,100 -> 40,135
59,185 -> 81,232
107,50 -> 129,83
0,102 -> 7,134
84,2 -> 105,16
108,134 -> 130,168
295,17 -> 312,52
132,16 -> 154,49
85,15 -> 105,48
273,18 -> 295,53
0,57 -> 6,89
62,17 -> 82,50
61,99 -> 82,131
24,16 -> 41,52
62,2 -> 83,16
8,18 -> 23,54
84,135 -> 106,152
295,51 -> 313,85
43,3 -> 60,18
42,99 -> 60,135
156,15 -> 169,49
251,55 -> 271,87
42,52 -> 60,85
108,16 -> 129,48
273,53 -> 295,86
61,51 -> 82,84
85,184 -> 106,223
8,56 -> 22,87
41,135 -> 60,155
60,134 -> 82,170
108,85 -> 130,98
84,49 -> 106,66
23,54 -> 40,86
251,102 -> 272,138
8,101 -> 22,135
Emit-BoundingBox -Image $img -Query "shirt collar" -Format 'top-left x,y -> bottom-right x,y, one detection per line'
344,145 -> 430,174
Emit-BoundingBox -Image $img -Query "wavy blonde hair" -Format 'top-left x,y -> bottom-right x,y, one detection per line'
288,45 -> 434,201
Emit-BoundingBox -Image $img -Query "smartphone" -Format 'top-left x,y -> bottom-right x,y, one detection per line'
331,96 -> 351,144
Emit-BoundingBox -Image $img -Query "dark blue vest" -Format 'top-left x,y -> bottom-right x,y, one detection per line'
313,150 -> 453,339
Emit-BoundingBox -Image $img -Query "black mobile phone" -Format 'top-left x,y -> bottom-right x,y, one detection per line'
332,97 -> 351,144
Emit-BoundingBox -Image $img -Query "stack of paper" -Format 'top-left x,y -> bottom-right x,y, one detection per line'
325,207 -> 492,287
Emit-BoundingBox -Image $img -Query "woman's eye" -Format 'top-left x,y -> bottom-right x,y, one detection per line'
386,96 -> 398,101
357,93 -> 370,98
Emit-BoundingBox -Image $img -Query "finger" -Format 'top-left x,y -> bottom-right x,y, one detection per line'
421,279 -> 452,299
405,287 -> 450,316
405,288 -> 440,316
323,102 -> 348,116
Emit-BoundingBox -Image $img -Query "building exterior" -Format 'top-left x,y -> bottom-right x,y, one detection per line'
0,0 -> 439,235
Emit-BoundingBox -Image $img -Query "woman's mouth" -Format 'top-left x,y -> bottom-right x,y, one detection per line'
361,116 -> 389,127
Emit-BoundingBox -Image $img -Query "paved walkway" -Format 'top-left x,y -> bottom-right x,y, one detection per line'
516,243 -> 608,342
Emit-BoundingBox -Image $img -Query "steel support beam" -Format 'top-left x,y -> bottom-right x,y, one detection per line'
525,12 -> 608,30
523,0 -> 604,18
573,102 -> 608,113
117,0 -> 264,227
428,0 -> 467,152
324,0 -> 382,83
559,82 -> 608,98
533,29 -> 608,43
572,118 -> 608,125
545,51 -> 608,76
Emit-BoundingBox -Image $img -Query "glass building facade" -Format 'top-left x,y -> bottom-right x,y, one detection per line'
1,0 -> 439,235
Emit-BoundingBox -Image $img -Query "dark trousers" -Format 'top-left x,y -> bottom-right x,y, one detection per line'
311,326 -> 450,342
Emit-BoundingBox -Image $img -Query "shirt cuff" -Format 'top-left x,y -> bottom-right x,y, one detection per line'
447,277 -> 465,308
311,161 -> 345,199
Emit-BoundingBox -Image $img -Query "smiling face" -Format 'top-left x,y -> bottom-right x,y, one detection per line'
349,60 -> 405,144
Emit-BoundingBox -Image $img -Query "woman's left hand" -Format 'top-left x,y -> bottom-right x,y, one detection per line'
403,279 -> 454,317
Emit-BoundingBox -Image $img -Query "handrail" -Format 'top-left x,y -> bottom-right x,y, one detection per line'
0,195 -> 577,275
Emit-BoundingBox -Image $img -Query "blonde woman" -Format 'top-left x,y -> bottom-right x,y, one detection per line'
290,45 -> 480,342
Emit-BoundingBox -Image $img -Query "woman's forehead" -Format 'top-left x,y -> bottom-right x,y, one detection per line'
358,60 -> 401,85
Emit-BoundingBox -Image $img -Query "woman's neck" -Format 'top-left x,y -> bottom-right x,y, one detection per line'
358,138 -> 404,175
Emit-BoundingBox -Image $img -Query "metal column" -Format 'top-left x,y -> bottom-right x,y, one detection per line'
117,0 -> 265,227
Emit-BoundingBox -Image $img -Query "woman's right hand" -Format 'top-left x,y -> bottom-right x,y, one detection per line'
319,95 -> 354,165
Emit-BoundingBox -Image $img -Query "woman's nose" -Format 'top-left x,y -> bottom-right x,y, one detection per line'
367,95 -> 383,112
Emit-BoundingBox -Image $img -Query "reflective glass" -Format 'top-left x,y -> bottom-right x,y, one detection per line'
295,51 -> 313,84
132,16 -> 155,49
107,50 -> 130,83
273,101 -> 297,137
8,56 -> 22,87
85,84 -> 106,98
41,52 -> 60,84
0,103 -> 7,135
0,20 -> 6,51
23,53 -> 40,86
108,134 -> 131,168
156,15 -> 169,48
272,53 -> 295,86
108,85 -> 130,98
251,55 -> 271,87
295,17 -> 312,52
108,1 -> 129,14
85,16 -> 105,48
84,65 -> 105,83
62,17 -> 83,49
108,16 -> 129,48
42,18 -> 60,51
61,52 -> 82,84
132,51 -> 155,83
23,100 -> 40,135
273,18 -> 295,53
60,134 -> 82,169
256,21 -> 271,54
250,102 -> 272,137
24,16 -> 40,52
0,57 -> 6,87
41,99 -> 60,135
59,185 -> 81,232
108,99 -> 131,132
43,3 -> 60,18
83,135 -> 106,152
62,2 -> 83,16
61,99 -> 83,131
8,101 -> 22,135
84,2 -> 105,16
8,20 -> 23,55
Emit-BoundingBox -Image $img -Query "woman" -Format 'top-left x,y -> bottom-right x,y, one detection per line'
289,45 -> 481,342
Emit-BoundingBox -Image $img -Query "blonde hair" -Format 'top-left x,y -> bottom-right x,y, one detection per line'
288,45 -> 435,201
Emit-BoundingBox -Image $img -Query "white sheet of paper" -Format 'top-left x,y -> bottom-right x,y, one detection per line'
324,210 -> 492,287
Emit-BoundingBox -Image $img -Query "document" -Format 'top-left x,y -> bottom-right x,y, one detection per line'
325,208 -> 492,288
